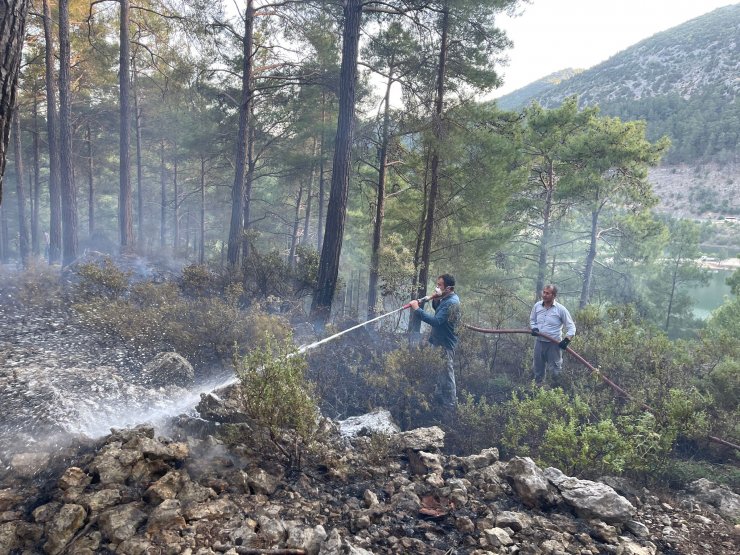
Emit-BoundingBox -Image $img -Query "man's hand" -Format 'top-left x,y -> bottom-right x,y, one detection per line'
558,337 -> 571,350
531,327 -> 539,336
409,300 -> 420,310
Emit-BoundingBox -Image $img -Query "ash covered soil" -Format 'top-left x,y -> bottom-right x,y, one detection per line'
0,270 -> 739,555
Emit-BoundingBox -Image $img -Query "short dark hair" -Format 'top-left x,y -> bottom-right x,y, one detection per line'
544,284 -> 558,296
438,274 -> 455,288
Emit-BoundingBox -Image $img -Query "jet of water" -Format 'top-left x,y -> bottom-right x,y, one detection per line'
295,306 -> 406,355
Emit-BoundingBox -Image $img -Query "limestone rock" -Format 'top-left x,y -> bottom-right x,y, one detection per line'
545,467 -> 635,523
98,502 -> 148,543
685,478 -> 740,521
392,426 -> 445,452
503,456 -> 558,509
43,504 -> 86,555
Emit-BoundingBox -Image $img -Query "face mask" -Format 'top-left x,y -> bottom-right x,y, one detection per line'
434,286 -> 443,296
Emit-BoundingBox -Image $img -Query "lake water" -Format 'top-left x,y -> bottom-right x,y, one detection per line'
690,270 -> 733,319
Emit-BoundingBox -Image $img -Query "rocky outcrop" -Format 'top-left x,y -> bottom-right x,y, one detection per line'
0,415 -> 736,555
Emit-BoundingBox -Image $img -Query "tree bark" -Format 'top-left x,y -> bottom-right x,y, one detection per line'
31,92 -> 40,254
241,117 -> 256,267
0,204 -> 7,261
535,160 -> 554,300
301,136 -> 318,246
199,156 -> 205,264
411,4 -> 448,334
42,0 -> 61,262
134,62 -> 144,248
58,0 -> 78,267
316,94 -> 327,253
85,124 -> 94,236
160,140 -> 166,248
0,0 -> 29,206
288,182 -> 303,269
227,0 -> 254,267
119,0 -> 134,252
579,207 -> 601,308
310,0 -> 362,326
12,111 -> 29,265
173,147 -> 179,252
367,61 -> 395,318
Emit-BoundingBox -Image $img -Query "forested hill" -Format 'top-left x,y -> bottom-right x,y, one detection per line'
495,4 -> 740,167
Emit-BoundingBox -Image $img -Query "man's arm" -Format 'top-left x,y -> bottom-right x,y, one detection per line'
415,302 -> 450,328
562,306 -> 576,338
529,303 -> 538,329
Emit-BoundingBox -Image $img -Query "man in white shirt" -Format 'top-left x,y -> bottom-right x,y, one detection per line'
529,284 -> 576,385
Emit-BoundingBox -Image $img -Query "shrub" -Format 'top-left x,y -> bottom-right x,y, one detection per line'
234,334 -> 318,467
365,344 -> 444,429
451,392 -> 502,455
73,257 -> 131,300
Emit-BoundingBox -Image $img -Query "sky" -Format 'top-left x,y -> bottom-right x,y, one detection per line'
493,0 -> 737,97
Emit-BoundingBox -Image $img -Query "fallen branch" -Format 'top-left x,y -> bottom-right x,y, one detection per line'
213,544 -> 307,555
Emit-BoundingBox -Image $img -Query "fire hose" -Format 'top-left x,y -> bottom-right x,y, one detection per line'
463,324 -> 740,452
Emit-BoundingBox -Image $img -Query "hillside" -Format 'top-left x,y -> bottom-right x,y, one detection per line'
495,5 -> 740,219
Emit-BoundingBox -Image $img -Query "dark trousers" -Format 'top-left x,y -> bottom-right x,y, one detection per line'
434,347 -> 457,408
533,340 -> 562,383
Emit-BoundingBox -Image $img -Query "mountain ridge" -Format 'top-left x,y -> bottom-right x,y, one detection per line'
494,4 -> 740,218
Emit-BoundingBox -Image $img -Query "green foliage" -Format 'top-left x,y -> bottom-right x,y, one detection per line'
7,264 -> 64,309
365,344 -> 443,429
452,392 -> 502,455
73,258 -> 131,300
496,386 -> 712,477
71,259 -> 292,368
234,335 -> 318,466
726,261 -> 740,296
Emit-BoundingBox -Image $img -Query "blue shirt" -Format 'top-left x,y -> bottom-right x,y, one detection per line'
530,300 -> 576,342
414,292 -> 461,351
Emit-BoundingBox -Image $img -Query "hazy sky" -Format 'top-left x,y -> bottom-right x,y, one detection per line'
493,0 -> 737,97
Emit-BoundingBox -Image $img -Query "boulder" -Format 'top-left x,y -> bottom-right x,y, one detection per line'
503,456 -> 558,509
43,504 -> 86,555
685,478 -> 740,521
392,426 -> 445,452
337,409 -> 400,438
544,467 -> 635,523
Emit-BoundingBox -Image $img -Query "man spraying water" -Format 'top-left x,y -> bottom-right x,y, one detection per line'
408,274 -> 461,412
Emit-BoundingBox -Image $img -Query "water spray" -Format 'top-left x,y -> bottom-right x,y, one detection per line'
295,292 -> 440,356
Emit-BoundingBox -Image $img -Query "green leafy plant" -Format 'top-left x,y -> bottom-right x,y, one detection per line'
234,334 -> 318,468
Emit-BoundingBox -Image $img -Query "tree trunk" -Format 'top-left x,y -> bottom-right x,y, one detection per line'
579,207 -> 600,309
288,182 -> 303,269
411,5 -> 448,334
42,0 -> 61,262
58,0 -> 77,267
133,63 -> 144,248
241,118 -> 256,267
535,160 -> 554,300
317,94 -> 327,252
367,62 -> 395,318
199,156 -> 205,264
665,256 -> 681,331
227,0 -> 254,267
160,140 -> 166,248
0,204 -> 6,261
12,112 -> 29,265
173,149 -> 178,252
118,0 -> 134,252
86,123 -> 94,236
310,0 -> 362,326
301,136 -> 318,246
0,0 -> 29,206
31,92 -> 40,254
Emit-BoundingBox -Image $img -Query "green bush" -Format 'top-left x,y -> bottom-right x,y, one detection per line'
72,258 -> 131,300
234,334 -> 318,467
452,392 -> 502,455
365,344 -> 443,429
72,264 -> 292,368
